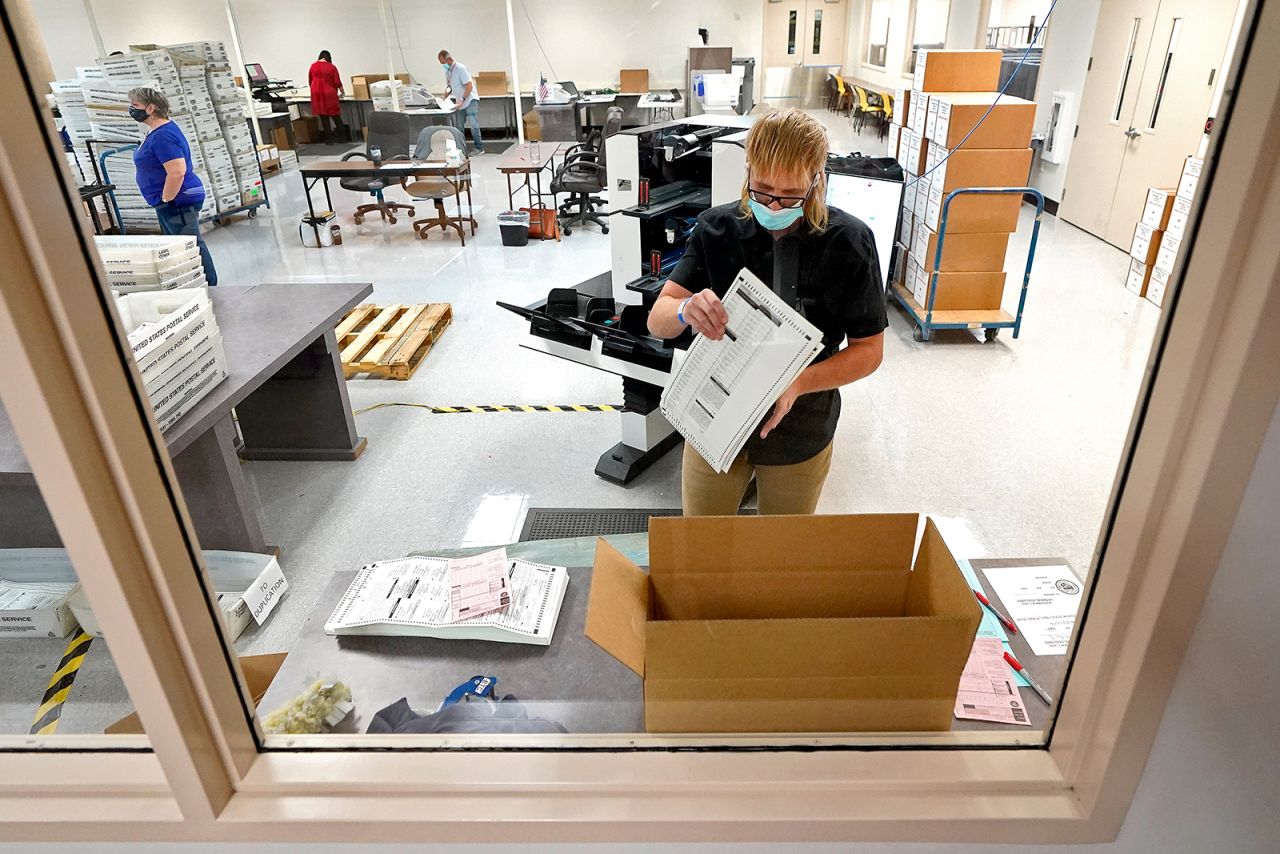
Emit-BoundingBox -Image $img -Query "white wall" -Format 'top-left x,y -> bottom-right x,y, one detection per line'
1028,0 -> 1101,203
844,0 -> 986,92
31,0 -> 762,95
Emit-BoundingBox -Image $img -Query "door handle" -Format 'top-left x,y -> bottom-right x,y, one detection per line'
1124,126 -> 1141,139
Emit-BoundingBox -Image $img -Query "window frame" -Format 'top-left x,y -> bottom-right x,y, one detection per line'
903,0 -> 953,76
2,0 -> 1280,843
862,0 -> 894,70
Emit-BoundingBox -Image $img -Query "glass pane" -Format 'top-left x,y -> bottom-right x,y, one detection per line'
867,0 -> 893,67
1148,18 -> 1183,130
4,0 -> 1231,756
908,0 -> 951,74
1115,17 -> 1142,122
985,0 -> 1051,48
0,401 -> 147,742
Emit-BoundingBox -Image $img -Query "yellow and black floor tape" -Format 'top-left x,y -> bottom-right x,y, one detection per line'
355,403 -> 621,415
30,628 -> 93,736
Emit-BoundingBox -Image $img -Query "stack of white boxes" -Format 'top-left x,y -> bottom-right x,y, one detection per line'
1127,156 -> 1201,309
371,79 -> 406,112
51,41 -> 263,226
115,281 -> 227,432
50,78 -> 93,179
888,50 -> 1034,314
95,235 -> 208,293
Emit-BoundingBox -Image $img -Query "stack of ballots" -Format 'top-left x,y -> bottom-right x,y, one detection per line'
115,285 -> 227,432
370,79 -> 406,112
95,235 -> 208,294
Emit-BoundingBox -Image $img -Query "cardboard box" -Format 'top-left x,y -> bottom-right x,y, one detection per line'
928,93 -> 1036,149
928,147 -> 1034,194
909,263 -> 1008,310
913,175 -> 931,218
1176,156 -> 1203,201
887,123 -> 901,161
1130,222 -> 1163,265
270,126 -> 293,152
903,131 -> 929,175
912,49 -> 1002,93
901,174 -> 917,214
475,71 -> 510,96
911,92 -> 929,134
1147,265 -> 1171,308
1141,187 -> 1178,231
1125,257 -> 1153,297
106,653 -> 286,734
925,96 -> 941,139
1166,194 -> 1193,240
0,551 -> 79,638
898,206 -> 913,246
523,109 -> 541,142
293,116 -> 322,144
620,68 -> 650,94
1154,233 -> 1182,274
912,225 -> 1010,272
918,185 -> 1023,233
350,73 -> 411,101
892,87 -> 909,127
585,514 -> 982,733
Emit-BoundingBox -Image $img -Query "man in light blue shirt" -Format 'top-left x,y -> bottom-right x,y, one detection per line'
438,49 -> 484,154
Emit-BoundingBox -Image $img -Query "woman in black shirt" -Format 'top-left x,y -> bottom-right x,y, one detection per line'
648,108 -> 887,515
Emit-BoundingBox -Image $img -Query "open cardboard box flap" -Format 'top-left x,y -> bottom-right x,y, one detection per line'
584,514 -> 983,732
105,653 -> 286,734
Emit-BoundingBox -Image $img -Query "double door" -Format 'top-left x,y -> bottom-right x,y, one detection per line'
763,0 -> 848,72
1059,0 -> 1236,247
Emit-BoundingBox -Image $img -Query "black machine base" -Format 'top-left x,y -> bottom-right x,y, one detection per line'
594,431 -> 683,486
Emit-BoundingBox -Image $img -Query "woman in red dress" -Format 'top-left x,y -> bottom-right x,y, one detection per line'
308,50 -> 345,143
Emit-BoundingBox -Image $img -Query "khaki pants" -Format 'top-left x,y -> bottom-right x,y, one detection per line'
681,441 -> 834,516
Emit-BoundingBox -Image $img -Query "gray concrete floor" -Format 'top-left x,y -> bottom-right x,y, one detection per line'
0,110 -> 1160,734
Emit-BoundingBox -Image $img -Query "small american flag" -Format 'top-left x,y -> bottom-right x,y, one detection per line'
538,74 -> 549,103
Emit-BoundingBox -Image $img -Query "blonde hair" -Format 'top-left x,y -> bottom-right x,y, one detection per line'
741,108 -> 829,232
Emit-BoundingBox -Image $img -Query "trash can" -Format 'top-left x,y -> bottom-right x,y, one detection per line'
498,210 -> 531,247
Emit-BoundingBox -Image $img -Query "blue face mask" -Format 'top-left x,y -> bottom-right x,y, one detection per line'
748,198 -> 806,231
441,62 -> 451,72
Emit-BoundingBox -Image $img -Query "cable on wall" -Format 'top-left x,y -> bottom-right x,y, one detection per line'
517,0 -> 559,82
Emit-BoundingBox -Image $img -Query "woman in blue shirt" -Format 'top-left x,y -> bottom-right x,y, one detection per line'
128,87 -> 218,285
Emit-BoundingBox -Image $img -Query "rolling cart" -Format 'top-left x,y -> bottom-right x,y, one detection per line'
91,119 -> 271,233
892,187 -> 1044,342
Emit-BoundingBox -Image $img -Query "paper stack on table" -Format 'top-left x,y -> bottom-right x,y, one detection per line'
980,564 -> 1084,657
661,268 -> 824,472
325,549 -> 569,646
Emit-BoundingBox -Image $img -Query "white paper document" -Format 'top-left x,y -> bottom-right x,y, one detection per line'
981,565 -> 1084,656
0,579 -> 74,611
325,550 -> 568,646
661,268 -> 824,472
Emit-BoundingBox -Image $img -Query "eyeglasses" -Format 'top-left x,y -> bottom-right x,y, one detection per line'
747,171 -> 820,209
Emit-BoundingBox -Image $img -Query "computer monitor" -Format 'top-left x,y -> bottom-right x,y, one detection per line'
825,172 -> 904,288
246,63 -> 268,86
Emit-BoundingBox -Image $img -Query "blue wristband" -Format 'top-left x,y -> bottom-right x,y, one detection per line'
677,297 -> 692,326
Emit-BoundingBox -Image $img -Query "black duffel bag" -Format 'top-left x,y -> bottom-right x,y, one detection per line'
827,151 -> 904,183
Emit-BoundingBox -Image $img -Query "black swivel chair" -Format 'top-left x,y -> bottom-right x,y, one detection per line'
340,111 -> 415,225
551,106 -> 622,236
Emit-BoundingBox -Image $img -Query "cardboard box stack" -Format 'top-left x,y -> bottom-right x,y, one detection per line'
95,234 -> 208,293
890,50 -> 1034,313
113,283 -> 228,431
1127,156 -> 1201,309
370,79 -> 407,112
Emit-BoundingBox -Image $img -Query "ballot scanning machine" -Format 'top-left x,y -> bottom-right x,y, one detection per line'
499,115 -> 904,486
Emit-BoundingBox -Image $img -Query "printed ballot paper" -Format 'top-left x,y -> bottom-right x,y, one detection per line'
325,549 -> 568,645
954,637 -> 1031,726
447,549 -> 511,622
981,565 -> 1083,656
661,268 -> 824,472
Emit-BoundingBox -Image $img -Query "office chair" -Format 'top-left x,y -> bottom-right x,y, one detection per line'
401,126 -> 476,244
340,111 -> 415,225
551,106 -> 621,236
852,85 -> 885,134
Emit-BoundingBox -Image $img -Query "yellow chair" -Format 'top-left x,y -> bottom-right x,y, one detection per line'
829,75 -> 854,114
853,84 -> 885,134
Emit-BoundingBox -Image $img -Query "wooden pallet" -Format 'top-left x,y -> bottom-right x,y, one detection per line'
337,303 -> 453,380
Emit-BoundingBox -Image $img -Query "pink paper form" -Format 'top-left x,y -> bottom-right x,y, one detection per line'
447,549 -> 512,622
954,637 -> 1031,726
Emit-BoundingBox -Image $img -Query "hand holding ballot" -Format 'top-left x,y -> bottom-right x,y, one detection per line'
680,289 -> 729,340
